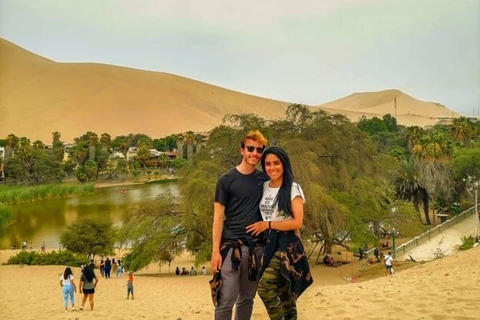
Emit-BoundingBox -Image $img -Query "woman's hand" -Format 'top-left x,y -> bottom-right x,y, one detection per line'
246,221 -> 268,237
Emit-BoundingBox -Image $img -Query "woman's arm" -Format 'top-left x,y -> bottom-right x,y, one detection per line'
79,280 -> 83,292
71,280 -> 77,293
94,276 -> 98,288
59,280 -> 63,287
246,196 -> 304,236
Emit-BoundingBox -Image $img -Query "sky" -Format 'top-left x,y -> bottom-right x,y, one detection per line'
1,0 -> 479,116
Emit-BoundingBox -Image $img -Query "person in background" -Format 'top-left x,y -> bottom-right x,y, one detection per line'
202,266 -> 207,275
126,272 -> 134,299
79,264 -> 98,310
384,251 -> 394,276
112,258 -> 117,277
175,267 -> 180,276
104,258 -> 111,279
60,267 -> 77,312
99,259 -> 105,277
117,260 -> 123,278
190,267 -> 197,276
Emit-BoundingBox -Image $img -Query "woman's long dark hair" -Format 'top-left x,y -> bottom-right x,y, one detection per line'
83,264 -> 95,282
63,267 -> 73,280
261,146 -> 294,216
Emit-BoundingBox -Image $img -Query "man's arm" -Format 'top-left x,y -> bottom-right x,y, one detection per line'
210,202 -> 225,273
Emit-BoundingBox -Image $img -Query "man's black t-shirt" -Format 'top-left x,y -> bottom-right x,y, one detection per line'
215,167 -> 266,241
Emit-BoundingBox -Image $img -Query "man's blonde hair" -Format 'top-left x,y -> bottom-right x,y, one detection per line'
241,130 -> 267,148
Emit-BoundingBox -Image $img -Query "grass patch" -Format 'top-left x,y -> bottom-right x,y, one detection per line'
0,204 -> 12,228
0,183 -> 95,205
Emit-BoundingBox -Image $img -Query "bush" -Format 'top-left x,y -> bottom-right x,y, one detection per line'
4,250 -> 89,266
459,235 -> 475,250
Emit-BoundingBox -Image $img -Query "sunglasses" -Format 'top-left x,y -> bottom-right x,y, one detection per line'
245,146 -> 265,153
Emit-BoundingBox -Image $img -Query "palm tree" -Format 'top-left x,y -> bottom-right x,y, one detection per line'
100,133 -> 111,152
405,126 -> 425,151
52,131 -> 61,144
452,117 -> 475,145
32,140 -> 45,149
184,131 -> 195,161
119,138 -> 130,159
4,134 -> 19,176
88,133 -> 98,161
392,157 -> 431,224
194,133 -> 205,153
175,134 -> 184,159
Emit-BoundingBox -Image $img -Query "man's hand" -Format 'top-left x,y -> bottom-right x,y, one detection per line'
211,251 -> 222,273
246,221 -> 268,237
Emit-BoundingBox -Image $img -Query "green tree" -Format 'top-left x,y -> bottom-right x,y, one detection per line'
60,220 -> 116,260
4,134 -> 19,177
452,117 -> 475,145
118,193 -> 184,271
357,116 -> 387,135
382,114 -> 399,132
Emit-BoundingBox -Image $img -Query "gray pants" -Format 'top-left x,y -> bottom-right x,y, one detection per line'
215,245 -> 263,320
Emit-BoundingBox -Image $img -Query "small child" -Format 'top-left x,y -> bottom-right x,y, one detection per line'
126,272 -> 134,299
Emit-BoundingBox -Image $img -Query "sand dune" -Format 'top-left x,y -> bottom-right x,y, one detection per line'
0,245 -> 478,320
1,38 -> 461,143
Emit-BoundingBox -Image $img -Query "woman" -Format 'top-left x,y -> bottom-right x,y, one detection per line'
246,146 -> 313,320
112,258 -> 117,277
59,267 -> 77,312
79,264 -> 98,310
99,259 -> 105,277
117,260 -> 123,278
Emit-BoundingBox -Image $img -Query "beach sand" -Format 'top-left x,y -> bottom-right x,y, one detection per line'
0,246 -> 479,320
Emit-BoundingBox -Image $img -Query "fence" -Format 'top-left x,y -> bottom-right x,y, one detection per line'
392,204 -> 478,258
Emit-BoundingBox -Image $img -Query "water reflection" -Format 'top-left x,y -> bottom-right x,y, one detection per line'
0,183 -> 178,249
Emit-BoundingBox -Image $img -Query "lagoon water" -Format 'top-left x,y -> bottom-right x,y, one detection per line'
0,183 -> 179,250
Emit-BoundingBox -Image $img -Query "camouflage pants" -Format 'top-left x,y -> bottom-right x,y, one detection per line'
258,251 -> 297,320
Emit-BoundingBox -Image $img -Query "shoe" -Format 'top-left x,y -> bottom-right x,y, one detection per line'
72,307 -> 76,311
65,309 -> 68,313
80,306 -> 84,310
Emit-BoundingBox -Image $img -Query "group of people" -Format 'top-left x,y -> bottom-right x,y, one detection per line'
14,240 -> 46,252
175,266 -> 207,276
59,262 -> 134,312
98,258 -> 123,278
210,130 -> 313,320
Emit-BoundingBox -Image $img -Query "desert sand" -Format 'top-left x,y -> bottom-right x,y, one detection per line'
0,38 -> 462,143
0,245 -> 478,320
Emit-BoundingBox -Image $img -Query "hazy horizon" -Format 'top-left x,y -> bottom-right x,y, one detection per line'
1,0 -> 479,116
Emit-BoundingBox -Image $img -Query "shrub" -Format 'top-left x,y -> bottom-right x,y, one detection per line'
459,235 -> 475,250
4,250 -> 89,266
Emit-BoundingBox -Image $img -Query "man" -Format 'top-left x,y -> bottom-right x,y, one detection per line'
211,130 -> 267,320
384,251 -> 394,276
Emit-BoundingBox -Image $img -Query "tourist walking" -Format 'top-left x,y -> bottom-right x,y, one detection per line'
246,146 -> 313,320
210,130 -> 267,320
117,260 -> 123,278
59,267 -> 77,312
384,251 -> 394,276
79,264 -> 98,310
112,258 -> 117,277
104,258 -> 111,279
99,259 -> 105,277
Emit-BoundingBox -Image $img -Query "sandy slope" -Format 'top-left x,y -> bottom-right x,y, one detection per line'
1,38 -> 461,143
0,246 -> 479,320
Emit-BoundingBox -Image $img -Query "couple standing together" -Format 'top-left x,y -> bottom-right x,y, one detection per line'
211,130 -> 313,320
